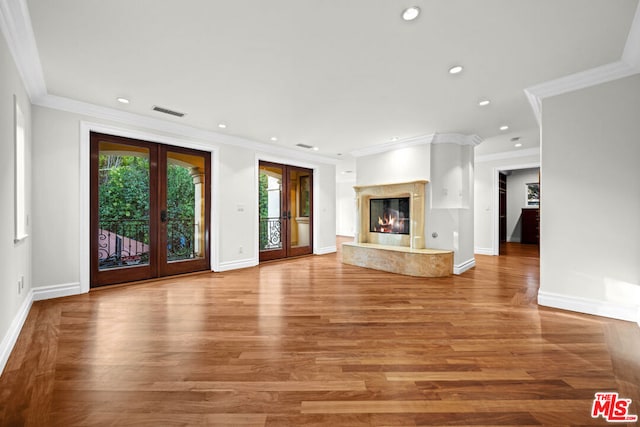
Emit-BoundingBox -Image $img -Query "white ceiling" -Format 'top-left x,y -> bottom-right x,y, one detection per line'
18,0 -> 640,157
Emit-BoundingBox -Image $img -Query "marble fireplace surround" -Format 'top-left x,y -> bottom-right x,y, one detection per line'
354,180 -> 426,248
343,180 -> 453,277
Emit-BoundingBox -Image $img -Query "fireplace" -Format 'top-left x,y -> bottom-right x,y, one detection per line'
352,180 -> 427,249
370,197 -> 410,235
343,180 -> 453,277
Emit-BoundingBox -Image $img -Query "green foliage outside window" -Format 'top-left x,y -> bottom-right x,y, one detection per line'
99,155 -> 195,247
258,173 -> 269,250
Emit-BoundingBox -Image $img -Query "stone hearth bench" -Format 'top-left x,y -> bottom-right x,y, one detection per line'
342,242 -> 453,277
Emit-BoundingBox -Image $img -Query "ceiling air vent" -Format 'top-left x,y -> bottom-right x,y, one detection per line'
152,105 -> 185,117
296,143 -> 314,149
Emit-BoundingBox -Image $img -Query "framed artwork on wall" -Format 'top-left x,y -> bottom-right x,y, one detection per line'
526,182 -> 540,207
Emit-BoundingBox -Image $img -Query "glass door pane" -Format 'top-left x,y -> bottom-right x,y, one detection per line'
289,169 -> 311,249
97,141 -> 151,270
287,167 -> 313,257
159,146 -> 210,277
166,151 -> 206,261
259,163 -> 286,260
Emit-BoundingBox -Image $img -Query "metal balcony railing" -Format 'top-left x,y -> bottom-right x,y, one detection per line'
259,217 -> 281,250
98,218 -> 197,269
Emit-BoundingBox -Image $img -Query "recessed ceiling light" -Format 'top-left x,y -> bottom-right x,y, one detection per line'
218,123 -> 227,129
402,6 -> 420,21
391,137 -> 399,142
448,65 -> 463,75
514,143 -> 523,148
500,125 -> 509,131
312,147 -> 319,151
116,97 -> 129,104
270,137 -> 278,142
478,99 -> 491,107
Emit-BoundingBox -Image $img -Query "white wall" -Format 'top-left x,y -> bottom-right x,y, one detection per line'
427,142 -> 475,269
336,181 -> 355,237
30,105 -> 337,291
474,147 -> 540,255
216,143 -> 259,268
356,145 -> 431,186
0,30 -> 32,373
506,168 -> 539,242
314,162 -> 338,252
540,74 -> 640,323
31,107 -> 81,288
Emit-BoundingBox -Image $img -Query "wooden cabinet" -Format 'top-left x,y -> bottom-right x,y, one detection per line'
521,208 -> 539,244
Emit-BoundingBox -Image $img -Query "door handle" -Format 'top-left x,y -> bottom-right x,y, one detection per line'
160,210 -> 167,222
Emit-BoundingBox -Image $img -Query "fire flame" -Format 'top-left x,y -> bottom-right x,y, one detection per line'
376,213 -> 403,233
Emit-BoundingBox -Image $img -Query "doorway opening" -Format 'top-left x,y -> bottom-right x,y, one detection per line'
494,164 -> 540,255
258,161 -> 313,261
90,132 -> 211,287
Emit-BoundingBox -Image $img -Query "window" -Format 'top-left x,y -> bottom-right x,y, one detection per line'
14,95 -> 28,241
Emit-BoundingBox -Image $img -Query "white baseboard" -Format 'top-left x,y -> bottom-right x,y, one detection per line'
315,245 -> 337,255
217,258 -> 258,272
336,232 -> 355,238
454,258 -> 476,275
538,291 -> 640,325
0,290 -> 34,376
32,282 -> 82,301
474,247 -> 495,256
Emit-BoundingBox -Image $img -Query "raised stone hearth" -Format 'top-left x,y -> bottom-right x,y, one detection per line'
342,180 -> 453,277
342,242 -> 453,277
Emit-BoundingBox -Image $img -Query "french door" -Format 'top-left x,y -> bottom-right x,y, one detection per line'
259,161 -> 313,261
90,132 -> 211,287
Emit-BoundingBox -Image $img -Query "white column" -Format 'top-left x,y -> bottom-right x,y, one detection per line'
190,167 -> 204,256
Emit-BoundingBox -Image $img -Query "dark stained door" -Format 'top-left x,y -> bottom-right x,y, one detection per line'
258,161 -> 313,262
90,132 -> 210,287
499,172 -> 507,243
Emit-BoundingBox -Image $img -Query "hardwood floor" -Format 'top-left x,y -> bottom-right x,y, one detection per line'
1,239 -> 638,426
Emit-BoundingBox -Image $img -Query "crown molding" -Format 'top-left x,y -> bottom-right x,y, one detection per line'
0,0 -> 46,100
35,94 -> 338,165
524,61 -> 639,124
351,133 -> 482,158
622,0 -> 640,69
475,147 -> 540,164
525,2 -> 640,124
350,134 -> 434,157
432,133 -> 483,146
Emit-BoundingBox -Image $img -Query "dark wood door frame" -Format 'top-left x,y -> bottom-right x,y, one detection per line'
499,172 -> 507,244
258,161 -> 313,262
90,132 -> 211,287
158,144 -> 211,277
